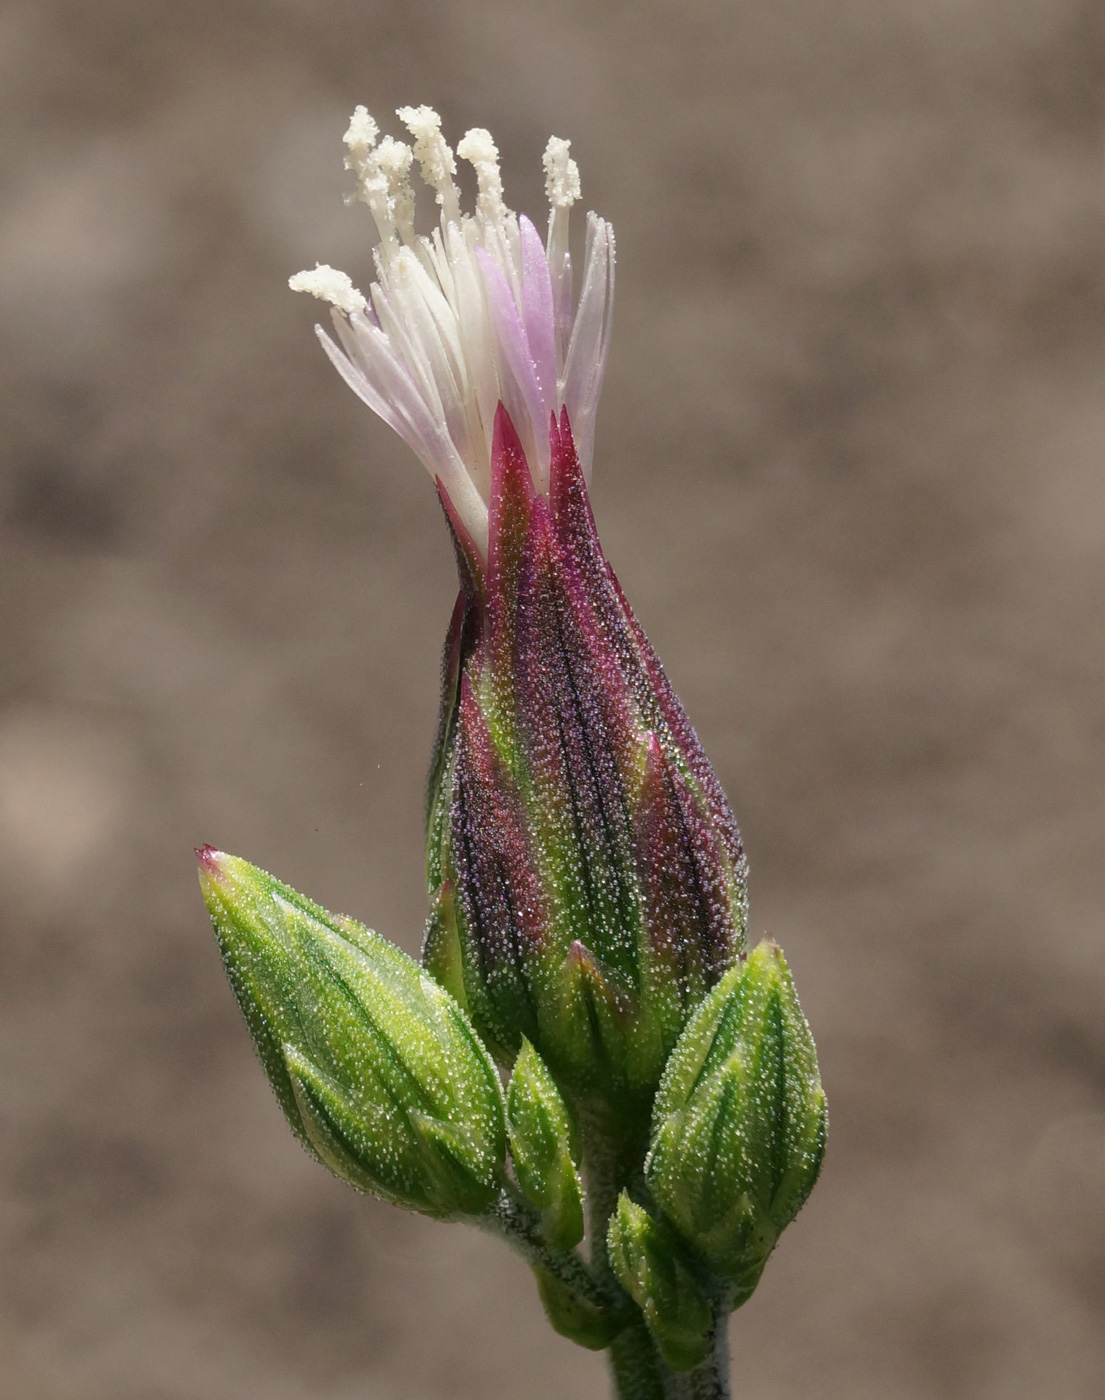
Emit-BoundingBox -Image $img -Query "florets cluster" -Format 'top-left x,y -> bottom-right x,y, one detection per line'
290,106 -> 614,556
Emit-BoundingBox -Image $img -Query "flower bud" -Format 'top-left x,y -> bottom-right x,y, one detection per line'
506,1038 -> 585,1249
198,847 -> 506,1219
607,1193 -> 712,1370
645,941 -> 826,1299
423,407 -> 748,1122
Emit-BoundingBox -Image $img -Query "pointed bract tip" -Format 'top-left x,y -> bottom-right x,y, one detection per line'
642,730 -> 664,764
195,844 -> 225,874
435,475 -> 486,589
567,938 -> 592,969
549,404 -> 575,457
565,939 -> 603,994
748,937 -> 785,972
490,403 -> 532,483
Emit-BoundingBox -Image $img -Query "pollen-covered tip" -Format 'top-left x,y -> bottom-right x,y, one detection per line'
288,264 -> 368,315
645,941 -> 827,1301
200,852 -> 506,1220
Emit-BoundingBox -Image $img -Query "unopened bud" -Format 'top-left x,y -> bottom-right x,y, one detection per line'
607,1193 -> 712,1370
645,941 -> 826,1299
198,847 -> 506,1220
506,1039 -> 585,1249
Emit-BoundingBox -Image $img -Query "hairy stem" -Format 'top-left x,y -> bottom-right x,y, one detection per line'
576,1107 -> 732,1400
480,1187 -> 613,1310
662,1301 -> 731,1400
580,1110 -> 666,1400
487,1106 -> 734,1398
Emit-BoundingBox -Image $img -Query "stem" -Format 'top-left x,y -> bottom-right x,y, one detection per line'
479,1187 -> 613,1310
610,1320 -> 666,1400
486,1110 -> 733,1399
577,1108 -> 732,1400
580,1110 -> 666,1400
661,1302 -> 730,1400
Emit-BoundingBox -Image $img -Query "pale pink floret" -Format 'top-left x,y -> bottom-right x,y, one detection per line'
290,107 -> 615,558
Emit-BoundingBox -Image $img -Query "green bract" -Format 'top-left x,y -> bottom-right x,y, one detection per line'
607,1193 -> 712,1370
199,848 -> 507,1219
532,1268 -> 627,1352
645,941 -> 826,1299
507,1038 -> 585,1250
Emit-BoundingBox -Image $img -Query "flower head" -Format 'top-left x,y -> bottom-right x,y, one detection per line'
290,106 -> 614,557
293,107 -> 747,1131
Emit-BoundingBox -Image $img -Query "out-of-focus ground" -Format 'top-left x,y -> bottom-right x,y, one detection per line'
2,2 -> 1104,1397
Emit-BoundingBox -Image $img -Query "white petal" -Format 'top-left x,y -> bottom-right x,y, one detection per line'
561,215 -> 615,478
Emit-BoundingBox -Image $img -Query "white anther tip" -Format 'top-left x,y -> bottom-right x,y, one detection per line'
344,106 -> 379,155
289,264 -> 368,316
544,137 -> 581,208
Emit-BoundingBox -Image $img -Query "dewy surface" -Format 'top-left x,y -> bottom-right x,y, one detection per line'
290,106 -> 615,556
288,106 -> 752,1127
5,4 -> 1105,1398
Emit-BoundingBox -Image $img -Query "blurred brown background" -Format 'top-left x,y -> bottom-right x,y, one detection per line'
2,1 -> 1104,1396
